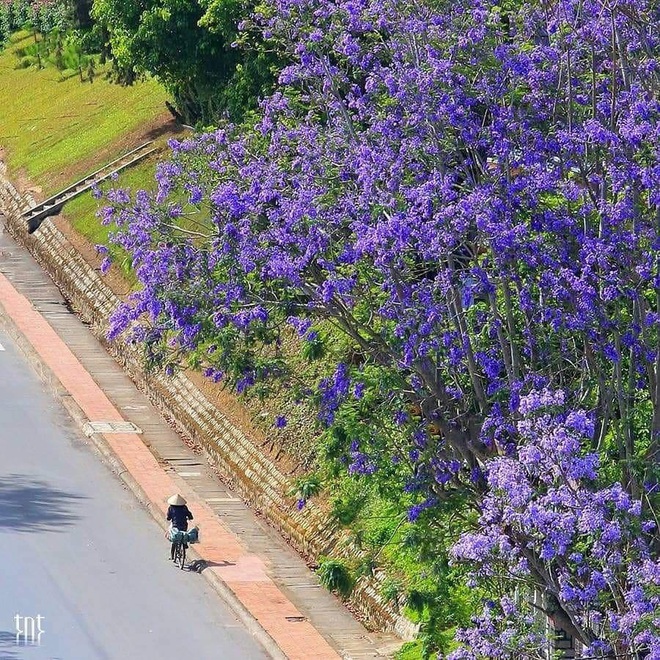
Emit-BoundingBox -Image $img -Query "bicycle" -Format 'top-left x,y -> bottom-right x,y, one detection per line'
168,525 -> 198,569
169,527 -> 188,569
172,537 -> 187,569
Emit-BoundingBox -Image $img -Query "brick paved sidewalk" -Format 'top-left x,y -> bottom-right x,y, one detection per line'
0,243 -> 400,660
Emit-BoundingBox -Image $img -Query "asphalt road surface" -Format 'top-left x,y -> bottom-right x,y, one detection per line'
0,326 -> 268,660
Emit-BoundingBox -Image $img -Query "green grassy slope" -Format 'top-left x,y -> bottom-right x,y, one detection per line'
0,31 -> 167,194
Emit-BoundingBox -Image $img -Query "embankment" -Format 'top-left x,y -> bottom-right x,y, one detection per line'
0,162 -> 417,640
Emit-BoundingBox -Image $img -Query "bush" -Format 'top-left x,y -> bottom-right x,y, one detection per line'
330,487 -> 368,526
289,473 -> 322,504
316,558 -> 354,599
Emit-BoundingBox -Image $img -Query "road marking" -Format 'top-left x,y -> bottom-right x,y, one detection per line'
0,342 -> 4,351
83,420 -> 143,435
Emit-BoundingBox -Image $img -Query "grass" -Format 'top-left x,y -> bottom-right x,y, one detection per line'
0,30 -> 167,194
64,159 -> 159,284
395,641 -> 424,660
0,29 -> 177,281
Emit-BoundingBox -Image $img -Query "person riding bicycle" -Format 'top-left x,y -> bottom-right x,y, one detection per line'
167,493 -> 193,560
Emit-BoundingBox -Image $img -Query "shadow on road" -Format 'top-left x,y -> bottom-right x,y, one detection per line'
0,474 -> 85,534
0,630 -> 19,660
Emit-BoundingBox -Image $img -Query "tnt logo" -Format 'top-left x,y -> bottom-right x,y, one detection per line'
14,614 -> 45,646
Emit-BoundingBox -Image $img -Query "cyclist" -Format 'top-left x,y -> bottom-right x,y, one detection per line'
167,493 -> 193,560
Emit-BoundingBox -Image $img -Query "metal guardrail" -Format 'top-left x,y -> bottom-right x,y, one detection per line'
24,141 -> 157,234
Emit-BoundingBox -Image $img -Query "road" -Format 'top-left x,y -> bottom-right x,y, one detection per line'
0,326 -> 269,660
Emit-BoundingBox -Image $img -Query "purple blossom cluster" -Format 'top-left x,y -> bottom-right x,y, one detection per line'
444,598 -> 547,660
451,395 -> 658,656
100,0 -> 660,653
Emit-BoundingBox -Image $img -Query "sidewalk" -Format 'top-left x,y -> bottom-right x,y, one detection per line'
0,217 -> 400,659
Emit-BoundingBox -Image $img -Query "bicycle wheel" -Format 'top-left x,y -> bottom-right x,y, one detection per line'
179,543 -> 186,570
173,542 -> 183,568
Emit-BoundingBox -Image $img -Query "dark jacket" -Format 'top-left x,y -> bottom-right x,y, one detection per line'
167,504 -> 193,531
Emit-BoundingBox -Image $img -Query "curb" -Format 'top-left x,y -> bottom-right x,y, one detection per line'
0,304 -> 288,660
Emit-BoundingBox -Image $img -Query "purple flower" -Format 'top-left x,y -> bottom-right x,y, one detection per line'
275,415 -> 288,428
408,498 -> 436,522
98,0 -> 660,653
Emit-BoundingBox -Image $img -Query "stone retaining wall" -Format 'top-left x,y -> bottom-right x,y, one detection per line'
0,165 -> 418,640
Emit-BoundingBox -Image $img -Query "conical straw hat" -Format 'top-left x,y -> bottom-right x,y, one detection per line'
167,493 -> 187,506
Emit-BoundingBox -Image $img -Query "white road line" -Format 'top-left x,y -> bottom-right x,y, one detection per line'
0,342 -> 5,351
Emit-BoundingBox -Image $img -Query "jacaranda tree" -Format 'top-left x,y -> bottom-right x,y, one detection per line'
102,0 -> 659,656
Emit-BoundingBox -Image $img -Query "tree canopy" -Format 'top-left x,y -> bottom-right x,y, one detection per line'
101,0 -> 660,656
91,0 -> 276,123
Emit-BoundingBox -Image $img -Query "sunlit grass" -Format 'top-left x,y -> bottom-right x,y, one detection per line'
0,30 -> 167,194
